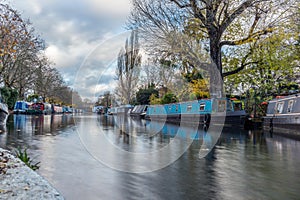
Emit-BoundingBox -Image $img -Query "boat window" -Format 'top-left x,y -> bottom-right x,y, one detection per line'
227,101 -> 233,111
169,106 -> 171,111
199,103 -> 205,111
218,100 -> 226,112
275,102 -> 284,114
287,100 -> 294,113
176,105 -> 179,112
187,105 -> 192,112
233,102 -> 242,111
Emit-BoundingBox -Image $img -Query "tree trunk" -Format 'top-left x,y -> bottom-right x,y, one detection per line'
209,35 -> 224,98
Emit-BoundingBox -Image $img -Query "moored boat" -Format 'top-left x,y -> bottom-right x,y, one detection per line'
116,105 -> 133,115
130,105 -> 148,118
263,93 -> 300,136
52,104 -> 63,114
0,100 -> 8,128
13,101 -> 31,114
43,103 -> 52,115
108,107 -> 117,115
27,102 -> 44,114
145,98 -> 246,127
63,106 -> 73,114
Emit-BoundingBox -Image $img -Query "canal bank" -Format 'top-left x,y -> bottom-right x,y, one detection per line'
0,148 -> 64,199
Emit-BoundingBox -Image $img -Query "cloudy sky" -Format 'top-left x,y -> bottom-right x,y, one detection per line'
11,0 -> 132,100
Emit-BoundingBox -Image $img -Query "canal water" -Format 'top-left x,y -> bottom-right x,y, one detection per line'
1,114 -> 300,200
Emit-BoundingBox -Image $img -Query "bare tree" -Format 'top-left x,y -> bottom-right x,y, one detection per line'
35,62 -> 64,101
128,0 -> 297,96
141,58 -> 179,88
115,30 -> 142,104
0,3 -> 46,98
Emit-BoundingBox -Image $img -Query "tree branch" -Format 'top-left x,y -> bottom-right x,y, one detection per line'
223,61 -> 258,77
220,27 -> 273,46
220,0 -> 254,32
169,0 -> 191,8
249,7 -> 261,35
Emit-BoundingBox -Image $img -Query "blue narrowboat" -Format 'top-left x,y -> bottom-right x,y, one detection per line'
146,98 -> 246,127
13,101 -> 31,114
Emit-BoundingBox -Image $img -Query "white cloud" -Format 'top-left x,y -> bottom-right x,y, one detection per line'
11,0 -> 132,100
87,0 -> 131,18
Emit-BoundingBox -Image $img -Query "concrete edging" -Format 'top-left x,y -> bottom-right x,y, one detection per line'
0,148 -> 64,199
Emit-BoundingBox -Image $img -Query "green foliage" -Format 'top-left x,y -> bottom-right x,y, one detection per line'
136,86 -> 159,105
15,148 -> 40,171
224,29 -> 299,100
0,87 -> 18,110
161,93 -> 178,104
149,94 -> 161,105
27,94 -> 39,102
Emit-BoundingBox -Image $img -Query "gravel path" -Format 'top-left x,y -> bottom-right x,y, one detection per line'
0,148 -> 64,200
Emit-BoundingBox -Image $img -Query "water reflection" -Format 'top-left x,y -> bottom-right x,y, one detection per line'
73,114 -> 220,173
97,115 -> 216,153
1,114 -> 74,149
1,114 -> 300,199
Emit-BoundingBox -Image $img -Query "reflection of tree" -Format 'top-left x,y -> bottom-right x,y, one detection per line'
115,30 -> 141,104
31,115 -> 44,135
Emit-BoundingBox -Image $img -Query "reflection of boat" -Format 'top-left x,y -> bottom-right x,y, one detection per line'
145,98 -> 246,127
263,94 -> 300,137
146,120 -> 202,140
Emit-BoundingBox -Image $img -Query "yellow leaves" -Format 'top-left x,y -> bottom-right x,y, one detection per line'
183,18 -> 207,40
189,79 -> 210,99
233,38 -> 256,45
150,94 -> 161,105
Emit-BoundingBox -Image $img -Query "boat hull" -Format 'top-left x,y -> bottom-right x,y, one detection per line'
146,113 -> 245,127
0,110 -> 8,125
0,103 -> 8,131
263,115 -> 300,139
